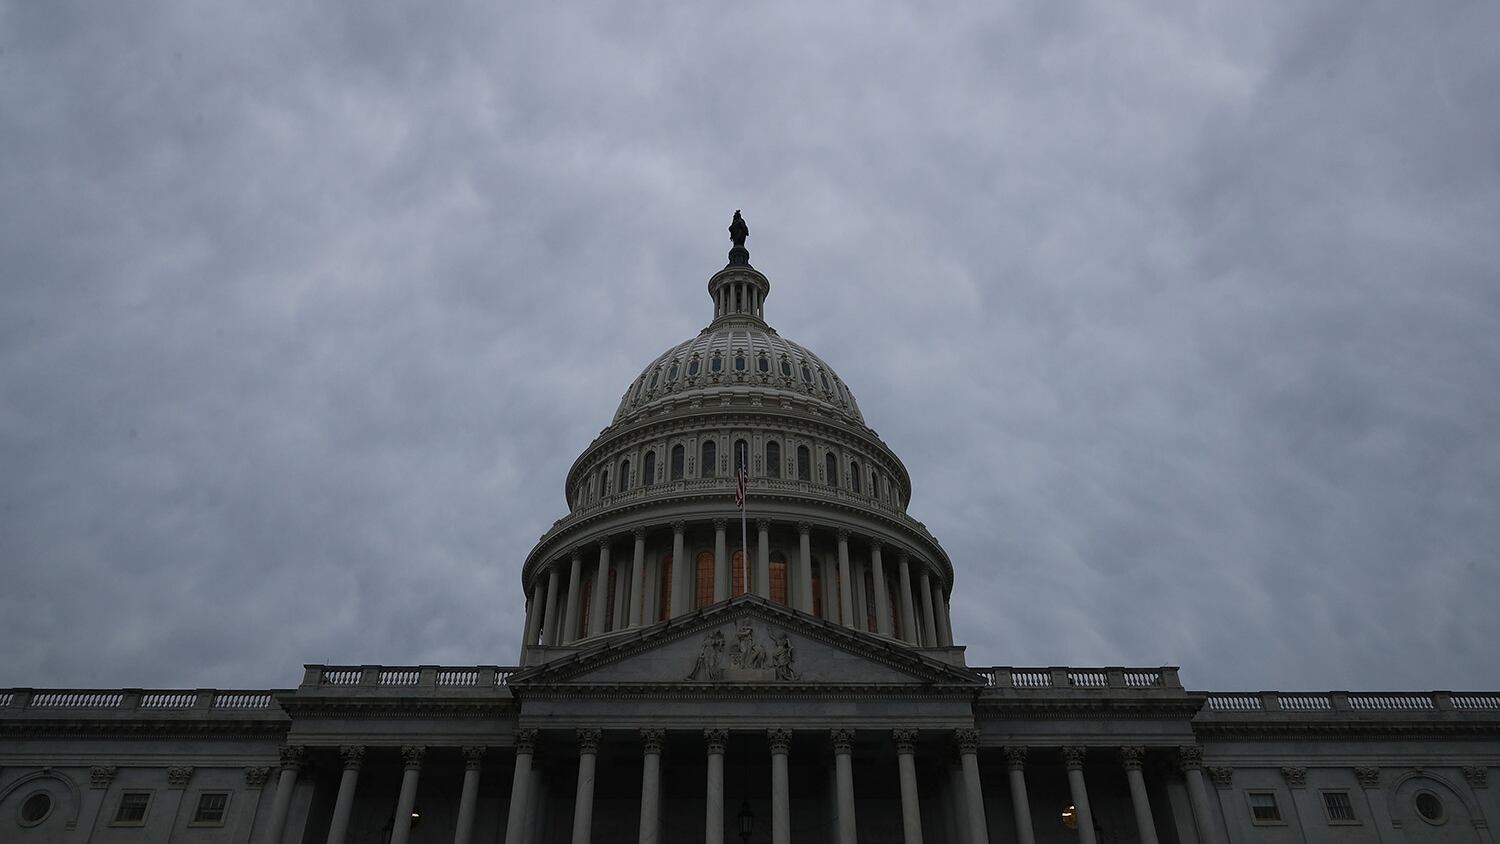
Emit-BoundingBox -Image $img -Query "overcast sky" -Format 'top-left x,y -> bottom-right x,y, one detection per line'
2,2 -> 1497,694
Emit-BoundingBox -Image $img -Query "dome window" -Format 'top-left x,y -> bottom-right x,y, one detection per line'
765,441 -> 781,478
648,369 -> 659,389
820,371 -> 831,392
643,451 -> 656,486
850,461 -> 862,494
734,353 -> 746,372
618,459 -> 631,493
670,445 -> 685,481
825,452 -> 838,488
667,362 -> 679,382
757,354 -> 769,373
780,357 -> 792,377
688,357 -> 701,377
800,363 -> 812,383
711,353 -> 723,373
599,468 -> 609,498
701,440 -> 717,478
797,446 -> 811,481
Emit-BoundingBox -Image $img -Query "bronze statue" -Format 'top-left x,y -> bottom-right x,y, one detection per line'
729,210 -> 749,248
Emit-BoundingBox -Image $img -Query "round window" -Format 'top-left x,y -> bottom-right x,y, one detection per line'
1414,791 -> 1445,824
19,791 -> 53,826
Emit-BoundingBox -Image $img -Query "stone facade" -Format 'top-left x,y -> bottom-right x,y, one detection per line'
2,223 -> 1497,843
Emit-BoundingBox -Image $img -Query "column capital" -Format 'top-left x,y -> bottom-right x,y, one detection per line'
279,745 -> 307,772
893,729 -> 918,755
570,547 -> 585,562
1354,766 -> 1380,788
340,745 -> 366,771
1177,745 -> 1204,772
463,746 -> 487,770
90,766 -> 117,789
1002,745 -> 1026,769
577,728 -> 602,754
167,766 -> 194,789
598,538 -> 611,552
713,518 -> 727,530
869,538 -> 883,551
836,528 -> 850,542
243,767 -> 271,790
757,518 -> 772,532
830,728 -> 855,754
1207,766 -> 1233,789
704,728 -> 728,754
633,526 -> 647,541
671,520 -> 687,535
898,549 -> 911,564
401,745 -> 426,771
1061,746 -> 1087,771
514,728 -> 538,754
954,727 -> 981,755
1463,766 -> 1488,788
767,728 -> 792,755
1281,766 -> 1307,788
1120,746 -> 1145,771
796,521 -> 812,536
641,728 -> 666,754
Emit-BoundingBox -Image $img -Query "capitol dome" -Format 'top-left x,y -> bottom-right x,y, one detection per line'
519,213 -> 955,656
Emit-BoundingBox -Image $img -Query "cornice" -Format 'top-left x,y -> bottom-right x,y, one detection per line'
0,719 -> 290,740
517,683 -> 981,700
277,698 -> 518,721
975,699 -> 1205,721
1191,720 -> 1500,740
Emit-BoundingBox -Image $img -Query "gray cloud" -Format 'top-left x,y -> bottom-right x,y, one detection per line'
1,1 -> 1497,693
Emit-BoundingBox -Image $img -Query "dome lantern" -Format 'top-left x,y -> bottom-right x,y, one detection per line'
708,210 -> 770,325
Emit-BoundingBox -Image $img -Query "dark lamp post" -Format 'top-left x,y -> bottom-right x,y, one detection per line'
737,799 -> 755,844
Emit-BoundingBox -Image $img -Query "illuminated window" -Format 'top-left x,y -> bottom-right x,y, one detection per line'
1061,805 -> 1077,830
732,550 -> 748,597
770,552 -> 788,605
671,445 -> 685,480
765,441 -> 781,478
696,551 -> 715,608
701,440 -> 717,478
811,563 -> 824,618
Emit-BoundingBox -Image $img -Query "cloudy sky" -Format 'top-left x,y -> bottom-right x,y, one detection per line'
2,2 -> 1497,694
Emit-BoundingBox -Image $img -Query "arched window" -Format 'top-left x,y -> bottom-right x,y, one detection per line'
695,550 -> 716,608
770,551 -> 788,606
734,439 -> 749,476
658,555 -> 673,622
871,469 -> 880,500
765,441 -> 781,479
579,576 -> 593,639
619,459 -> 631,493
701,440 -> 717,478
599,468 -> 610,498
850,461 -> 861,494
811,562 -> 824,619
797,446 -> 811,481
825,452 -> 838,488
671,445 -> 685,480
732,550 -> 748,597
643,451 -> 656,486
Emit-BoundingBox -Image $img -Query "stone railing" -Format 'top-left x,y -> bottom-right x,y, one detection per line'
1203,690 -> 1500,713
303,665 -> 519,689
0,689 -> 279,712
976,666 -> 1183,690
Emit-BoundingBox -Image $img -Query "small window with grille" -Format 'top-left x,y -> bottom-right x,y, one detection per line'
191,793 -> 230,826
1322,791 -> 1358,824
1247,791 -> 1282,824
113,792 -> 152,826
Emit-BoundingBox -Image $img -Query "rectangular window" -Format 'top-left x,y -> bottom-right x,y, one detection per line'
1247,791 -> 1282,824
192,792 -> 229,825
1323,791 -> 1358,823
113,792 -> 152,825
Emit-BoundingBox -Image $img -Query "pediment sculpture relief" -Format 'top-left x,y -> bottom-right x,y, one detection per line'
688,619 -> 799,682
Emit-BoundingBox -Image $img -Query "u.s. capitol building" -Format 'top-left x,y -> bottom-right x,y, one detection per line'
3,216 -> 1496,844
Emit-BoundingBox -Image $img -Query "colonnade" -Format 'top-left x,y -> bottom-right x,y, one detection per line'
521,520 -> 956,654
262,736 -> 1214,844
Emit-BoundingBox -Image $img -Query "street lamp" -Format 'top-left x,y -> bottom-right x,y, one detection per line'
737,799 -> 755,844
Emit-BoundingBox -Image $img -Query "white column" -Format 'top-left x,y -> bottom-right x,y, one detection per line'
1122,747 -> 1160,844
897,553 -> 919,644
325,746 -> 363,844
542,567 -> 563,646
895,730 -> 924,844
956,730 -> 992,844
836,530 -> 854,627
1063,747 -> 1098,844
390,746 -> 425,844
589,540 -> 610,636
706,729 -> 728,844
919,570 -> 938,647
852,558 -> 869,631
870,542 -> 892,636
933,583 -> 954,647
640,729 -> 666,844
1000,747 -> 1032,844
714,519 -> 730,602
797,522 -> 814,614
832,729 -> 858,844
504,730 -> 537,844
611,561 -> 627,630
454,746 -> 486,844
630,528 -> 647,627
670,521 -> 687,617
522,585 -> 543,656
264,746 -> 304,844
1180,747 -> 1221,844
562,551 -> 584,644
769,729 -> 792,844
757,519 -> 772,598
572,730 -> 601,844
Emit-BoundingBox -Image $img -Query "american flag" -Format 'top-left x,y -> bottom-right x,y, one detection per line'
734,462 -> 749,509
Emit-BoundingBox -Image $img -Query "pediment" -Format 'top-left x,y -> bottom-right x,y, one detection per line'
508,596 -> 984,689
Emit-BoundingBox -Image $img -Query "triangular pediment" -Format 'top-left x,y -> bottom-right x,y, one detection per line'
509,596 -> 984,689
